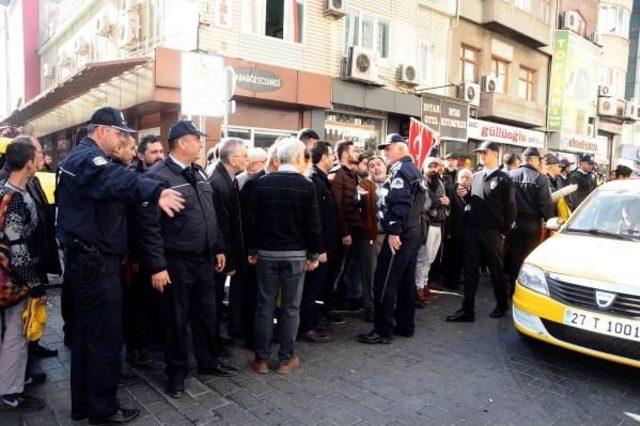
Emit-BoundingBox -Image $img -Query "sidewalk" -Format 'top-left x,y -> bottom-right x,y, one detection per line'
2,280 -> 640,425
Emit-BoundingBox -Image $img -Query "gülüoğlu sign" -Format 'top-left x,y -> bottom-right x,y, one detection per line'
467,119 -> 544,148
234,67 -> 283,92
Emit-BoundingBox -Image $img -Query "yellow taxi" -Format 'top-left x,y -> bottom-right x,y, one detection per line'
513,178 -> 640,367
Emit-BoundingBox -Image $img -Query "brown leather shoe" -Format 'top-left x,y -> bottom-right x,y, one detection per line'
276,356 -> 300,374
250,357 -> 268,374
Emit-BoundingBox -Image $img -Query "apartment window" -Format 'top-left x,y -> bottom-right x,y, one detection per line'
518,66 -> 535,101
418,41 -> 430,83
514,0 -> 531,14
252,0 -> 305,43
491,57 -> 509,93
344,10 -> 390,60
514,0 -> 549,21
598,4 -> 630,38
461,45 -> 479,83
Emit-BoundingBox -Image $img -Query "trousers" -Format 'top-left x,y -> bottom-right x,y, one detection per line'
254,257 -> 306,363
0,299 -> 28,395
163,254 -> 220,380
504,226 -> 541,294
415,225 -> 442,288
373,231 -> 422,337
461,227 -> 508,313
68,252 -> 122,419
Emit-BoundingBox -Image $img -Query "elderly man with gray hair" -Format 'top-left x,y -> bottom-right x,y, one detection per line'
246,138 -> 323,374
237,147 -> 268,189
209,138 -> 248,350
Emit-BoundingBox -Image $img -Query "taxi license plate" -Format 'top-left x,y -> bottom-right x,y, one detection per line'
564,308 -> 640,342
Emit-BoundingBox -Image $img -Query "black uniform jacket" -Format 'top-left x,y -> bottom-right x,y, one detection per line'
137,156 -> 225,274
508,164 -> 554,228
465,169 -> 516,236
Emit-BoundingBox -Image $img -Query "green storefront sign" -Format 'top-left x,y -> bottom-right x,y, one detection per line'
547,30 -> 599,136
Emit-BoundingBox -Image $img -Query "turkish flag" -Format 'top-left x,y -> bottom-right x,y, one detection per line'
408,117 -> 437,169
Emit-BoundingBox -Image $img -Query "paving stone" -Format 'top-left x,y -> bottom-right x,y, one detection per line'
185,376 -> 211,397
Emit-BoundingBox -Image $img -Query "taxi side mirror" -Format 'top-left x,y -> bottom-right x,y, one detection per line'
545,217 -> 563,231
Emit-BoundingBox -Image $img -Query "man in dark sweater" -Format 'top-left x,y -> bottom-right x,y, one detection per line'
447,141 -> 516,322
300,141 -> 339,342
247,138 -> 322,374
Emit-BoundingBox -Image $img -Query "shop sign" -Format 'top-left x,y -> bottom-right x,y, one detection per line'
213,0 -> 232,28
181,52 -> 225,117
467,119 -> 544,148
421,94 -> 468,142
235,68 -> 283,92
559,134 -> 599,153
547,30 -> 599,135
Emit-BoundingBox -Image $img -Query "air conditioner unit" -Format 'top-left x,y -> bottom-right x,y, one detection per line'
96,15 -> 113,37
599,85 -> 613,97
117,11 -> 141,47
587,124 -> 595,137
591,31 -> 602,46
625,100 -> 637,120
398,64 -> 419,86
58,52 -> 73,69
481,74 -> 499,93
324,0 -> 347,17
563,10 -> 582,34
460,82 -> 480,107
75,38 -> 91,56
346,46 -> 378,83
598,97 -> 618,116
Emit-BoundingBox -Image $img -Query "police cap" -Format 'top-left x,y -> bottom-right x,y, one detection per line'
579,153 -> 594,164
473,141 -> 500,153
88,107 -> 136,133
558,158 -> 573,169
168,120 -> 209,142
377,133 -> 406,149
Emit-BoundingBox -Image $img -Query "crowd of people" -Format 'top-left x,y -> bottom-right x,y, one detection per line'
0,105 -> 635,424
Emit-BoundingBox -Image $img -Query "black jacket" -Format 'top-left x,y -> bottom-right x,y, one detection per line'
508,164 -> 554,230
465,169 -> 516,236
240,169 -> 265,250
137,157 -> 224,273
380,156 -> 425,236
247,170 -> 322,257
449,183 -> 468,233
548,174 -> 564,193
209,162 -> 244,272
568,169 -> 597,210
305,165 -> 339,253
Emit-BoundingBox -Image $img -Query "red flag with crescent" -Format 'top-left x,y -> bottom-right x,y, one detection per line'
408,117 -> 436,169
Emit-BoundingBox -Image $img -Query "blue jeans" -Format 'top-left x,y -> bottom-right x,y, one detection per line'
254,258 -> 306,363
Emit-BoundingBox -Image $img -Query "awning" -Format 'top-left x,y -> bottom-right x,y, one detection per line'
2,57 -> 151,126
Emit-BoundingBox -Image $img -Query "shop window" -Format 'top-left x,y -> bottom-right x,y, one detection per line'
324,112 -> 384,152
227,127 -> 295,148
252,0 -> 304,43
491,57 -> 509,93
598,4 -> 630,38
518,66 -> 535,101
461,45 -> 479,83
344,9 -> 390,60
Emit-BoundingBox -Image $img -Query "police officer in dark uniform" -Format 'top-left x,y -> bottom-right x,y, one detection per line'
504,147 -> 553,293
568,153 -> 597,209
446,141 -> 516,322
358,134 -> 425,344
57,107 -> 185,424
137,120 -> 235,400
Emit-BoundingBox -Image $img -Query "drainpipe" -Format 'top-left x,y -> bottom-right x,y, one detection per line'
446,0 -> 460,97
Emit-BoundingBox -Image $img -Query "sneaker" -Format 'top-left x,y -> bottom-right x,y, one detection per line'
276,356 -> 300,374
1,393 -> 46,411
323,312 -> 346,325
